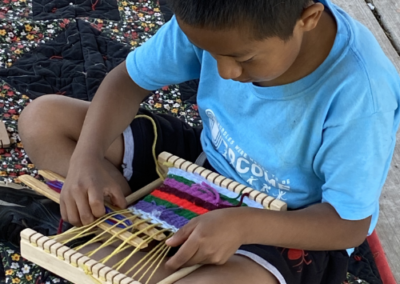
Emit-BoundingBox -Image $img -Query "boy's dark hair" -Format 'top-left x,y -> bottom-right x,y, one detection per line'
167,0 -> 312,40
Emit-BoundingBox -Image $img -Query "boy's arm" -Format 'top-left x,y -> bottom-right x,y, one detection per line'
63,17 -> 201,226
60,61 -> 150,226
72,61 -> 149,159
242,203 -> 371,249
165,204 -> 370,269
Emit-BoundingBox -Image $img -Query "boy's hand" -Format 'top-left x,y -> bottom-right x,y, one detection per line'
60,156 -> 127,226
165,208 -> 246,270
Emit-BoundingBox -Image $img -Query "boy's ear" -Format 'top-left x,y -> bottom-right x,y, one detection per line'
297,2 -> 325,32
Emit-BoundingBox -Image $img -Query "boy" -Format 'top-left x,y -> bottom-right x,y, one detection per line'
18,0 -> 400,283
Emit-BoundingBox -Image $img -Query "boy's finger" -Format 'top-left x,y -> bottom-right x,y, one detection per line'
76,192 -> 96,225
66,198 -> 82,227
88,188 -> 106,218
166,237 -> 198,270
109,189 -> 127,209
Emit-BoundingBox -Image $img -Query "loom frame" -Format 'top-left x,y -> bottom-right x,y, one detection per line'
19,151 -> 287,284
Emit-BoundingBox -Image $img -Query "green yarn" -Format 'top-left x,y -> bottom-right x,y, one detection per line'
143,195 -> 198,220
220,194 -> 248,207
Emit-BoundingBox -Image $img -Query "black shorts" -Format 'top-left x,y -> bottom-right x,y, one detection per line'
122,108 -> 349,284
237,245 -> 349,284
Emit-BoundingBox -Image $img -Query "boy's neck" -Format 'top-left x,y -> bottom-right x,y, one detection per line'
257,11 -> 337,87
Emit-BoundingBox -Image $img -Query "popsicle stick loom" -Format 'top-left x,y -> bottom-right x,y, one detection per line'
18,152 -> 287,284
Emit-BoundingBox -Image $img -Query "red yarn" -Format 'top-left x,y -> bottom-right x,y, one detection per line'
235,193 -> 250,207
91,0 -> 99,11
57,219 -> 64,234
46,184 -> 61,193
151,189 -> 209,215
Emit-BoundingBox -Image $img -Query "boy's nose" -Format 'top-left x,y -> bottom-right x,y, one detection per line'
217,58 -> 242,80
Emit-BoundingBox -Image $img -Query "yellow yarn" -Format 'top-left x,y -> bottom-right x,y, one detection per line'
134,115 -> 166,180
82,265 -> 103,284
146,246 -> 171,284
139,244 -> 170,283
163,161 -> 175,168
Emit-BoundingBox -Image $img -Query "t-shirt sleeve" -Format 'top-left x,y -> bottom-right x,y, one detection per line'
125,16 -> 201,91
313,111 -> 396,221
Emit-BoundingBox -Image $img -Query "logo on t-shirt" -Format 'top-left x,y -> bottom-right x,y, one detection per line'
206,109 -> 291,200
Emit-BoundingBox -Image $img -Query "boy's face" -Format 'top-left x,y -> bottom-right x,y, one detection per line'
178,21 -> 304,86
177,3 -> 325,87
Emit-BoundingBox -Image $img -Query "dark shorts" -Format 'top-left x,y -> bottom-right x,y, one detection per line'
122,108 -> 349,284
237,245 -> 349,284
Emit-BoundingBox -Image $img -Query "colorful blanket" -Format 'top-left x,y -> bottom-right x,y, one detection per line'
0,0 -> 383,283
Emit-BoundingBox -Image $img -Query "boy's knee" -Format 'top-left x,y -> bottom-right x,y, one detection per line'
20,95 -> 53,121
19,95 -> 63,138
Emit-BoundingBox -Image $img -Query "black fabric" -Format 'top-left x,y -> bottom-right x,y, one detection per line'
239,245 -> 349,284
0,256 -> 4,282
0,186 -> 71,247
0,20 -> 131,101
128,108 -> 203,191
179,79 -> 199,104
32,0 -> 120,21
159,0 -> 173,22
348,240 -> 383,284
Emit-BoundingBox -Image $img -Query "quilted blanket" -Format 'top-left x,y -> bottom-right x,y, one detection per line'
0,0 -> 383,283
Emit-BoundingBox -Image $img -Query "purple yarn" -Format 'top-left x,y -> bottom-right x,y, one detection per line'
46,180 -> 64,190
133,200 -> 189,229
164,178 -> 232,207
159,184 -> 235,211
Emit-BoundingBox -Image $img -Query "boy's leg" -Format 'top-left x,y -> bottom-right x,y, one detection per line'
175,255 -> 279,284
18,95 -> 204,195
123,108 -> 203,191
18,95 -> 131,196
79,243 -> 278,284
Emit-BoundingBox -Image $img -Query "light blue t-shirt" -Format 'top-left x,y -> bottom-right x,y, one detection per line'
126,0 -> 400,240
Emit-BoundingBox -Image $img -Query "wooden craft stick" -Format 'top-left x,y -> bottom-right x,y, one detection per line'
125,178 -> 163,205
38,170 -> 65,182
18,175 -> 60,203
37,170 -> 166,241
39,169 -> 162,208
18,175 -> 149,248
157,264 -> 203,284
0,121 -> 10,148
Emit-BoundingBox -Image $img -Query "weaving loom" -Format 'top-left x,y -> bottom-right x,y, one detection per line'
18,152 -> 287,284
